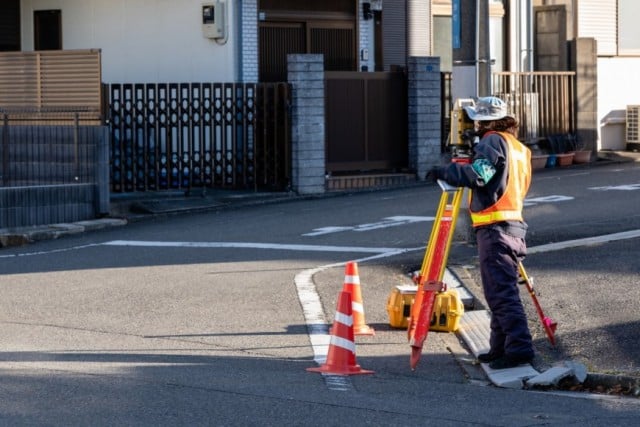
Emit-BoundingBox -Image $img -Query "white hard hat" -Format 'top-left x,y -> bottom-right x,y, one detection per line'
463,96 -> 511,121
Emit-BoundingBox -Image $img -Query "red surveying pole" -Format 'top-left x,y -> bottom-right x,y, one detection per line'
518,262 -> 558,346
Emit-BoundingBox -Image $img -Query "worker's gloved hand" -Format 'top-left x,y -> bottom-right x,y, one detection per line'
427,167 -> 444,183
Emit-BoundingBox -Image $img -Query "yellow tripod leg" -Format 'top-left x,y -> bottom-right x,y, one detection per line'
408,181 -> 464,369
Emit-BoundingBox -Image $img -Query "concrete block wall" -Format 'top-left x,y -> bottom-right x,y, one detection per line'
408,56 -> 442,181
0,184 -> 96,229
287,54 -> 326,194
0,125 -> 110,228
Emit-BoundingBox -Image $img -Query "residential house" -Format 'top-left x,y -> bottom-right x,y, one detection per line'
532,0 -> 640,151
0,0 -> 443,198
1,1 -> 630,212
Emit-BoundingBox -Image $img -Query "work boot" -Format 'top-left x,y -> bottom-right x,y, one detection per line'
488,354 -> 533,370
477,351 -> 503,363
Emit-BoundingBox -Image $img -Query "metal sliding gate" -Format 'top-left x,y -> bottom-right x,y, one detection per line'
108,82 -> 291,193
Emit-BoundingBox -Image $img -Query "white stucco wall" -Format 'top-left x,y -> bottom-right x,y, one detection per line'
20,0 -> 239,83
597,57 -> 640,150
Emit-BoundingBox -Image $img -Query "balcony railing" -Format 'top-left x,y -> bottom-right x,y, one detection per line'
492,71 -> 576,144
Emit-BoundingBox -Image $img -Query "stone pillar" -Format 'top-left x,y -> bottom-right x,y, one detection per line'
240,0 -> 259,82
408,56 -> 442,180
287,54 -> 326,194
570,38 -> 597,154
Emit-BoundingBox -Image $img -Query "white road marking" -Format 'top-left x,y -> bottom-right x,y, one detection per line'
589,183 -> 640,191
295,267 -> 332,364
354,216 -> 435,231
103,240 -> 400,254
302,226 -> 352,236
303,216 -> 434,236
322,374 -> 354,391
0,243 -> 101,259
524,195 -> 573,207
527,229 -> 640,254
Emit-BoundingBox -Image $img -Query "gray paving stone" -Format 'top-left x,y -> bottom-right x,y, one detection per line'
526,366 -> 573,387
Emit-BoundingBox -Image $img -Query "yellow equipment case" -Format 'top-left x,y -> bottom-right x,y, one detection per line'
386,285 -> 464,332
386,285 -> 418,329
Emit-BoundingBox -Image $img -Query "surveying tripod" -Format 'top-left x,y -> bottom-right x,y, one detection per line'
407,179 -> 557,370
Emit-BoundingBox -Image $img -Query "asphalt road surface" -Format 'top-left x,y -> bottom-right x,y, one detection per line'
0,160 -> 639,424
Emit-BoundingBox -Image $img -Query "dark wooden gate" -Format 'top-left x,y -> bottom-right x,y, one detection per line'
325,71 -> 408,173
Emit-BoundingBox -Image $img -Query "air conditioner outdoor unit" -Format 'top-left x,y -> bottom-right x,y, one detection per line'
626,105 -> 640,148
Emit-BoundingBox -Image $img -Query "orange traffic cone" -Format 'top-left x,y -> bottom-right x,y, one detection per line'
341,261 -> 375,336
307,291 -> 374,375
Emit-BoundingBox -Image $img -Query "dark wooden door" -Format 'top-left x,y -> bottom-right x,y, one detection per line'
258,0 -> 357,82
325,71 -> 408,173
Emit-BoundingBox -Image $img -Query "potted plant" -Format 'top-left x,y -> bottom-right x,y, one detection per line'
548,134 -> 575,167
527,138 -> 549,170
531,153 -> 549,170
567,133 -> 592,164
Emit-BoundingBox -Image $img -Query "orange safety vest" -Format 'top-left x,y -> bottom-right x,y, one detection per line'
470,131 -> 531,227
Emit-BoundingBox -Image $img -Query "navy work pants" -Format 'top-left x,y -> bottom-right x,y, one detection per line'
476,227 -> 534,358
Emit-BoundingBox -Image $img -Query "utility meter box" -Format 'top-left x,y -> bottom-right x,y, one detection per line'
202,2 -> 225,39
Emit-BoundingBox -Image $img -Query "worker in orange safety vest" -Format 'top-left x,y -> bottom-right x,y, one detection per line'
430,96 -> 535,370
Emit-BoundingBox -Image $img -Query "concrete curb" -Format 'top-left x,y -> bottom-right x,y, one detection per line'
0,218 -> 128,247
